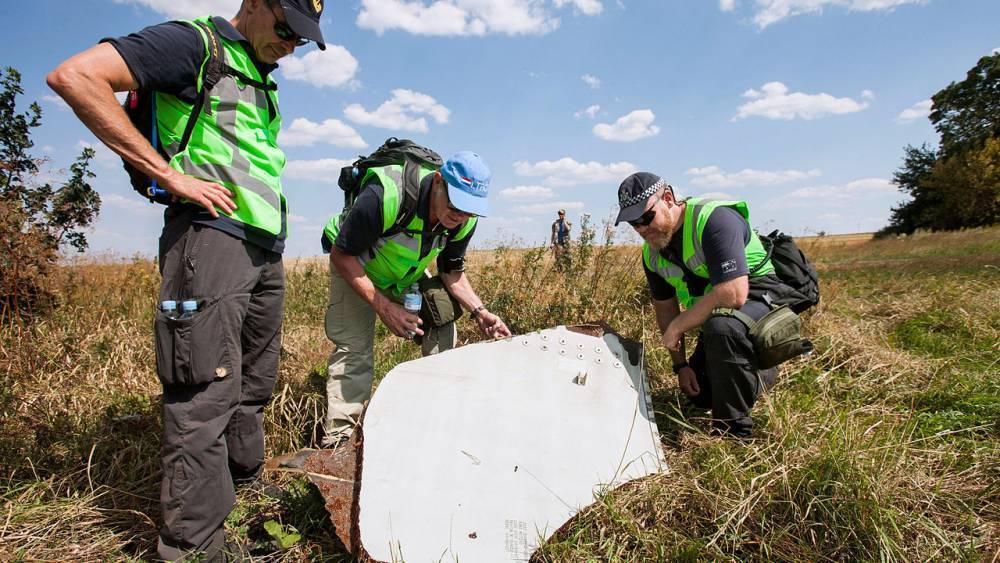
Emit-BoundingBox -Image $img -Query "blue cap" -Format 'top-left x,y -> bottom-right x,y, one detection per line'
440,151 -> 491,217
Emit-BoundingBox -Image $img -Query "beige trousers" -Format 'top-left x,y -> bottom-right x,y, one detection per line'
322,263 -> 456,445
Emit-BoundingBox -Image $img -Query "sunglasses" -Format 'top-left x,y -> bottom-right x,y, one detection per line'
628,205 -> 658,227
269,3 -> 309,46
444,187 -> 477,218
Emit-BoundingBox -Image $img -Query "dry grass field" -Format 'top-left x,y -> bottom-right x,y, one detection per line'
1,226 -> 998,561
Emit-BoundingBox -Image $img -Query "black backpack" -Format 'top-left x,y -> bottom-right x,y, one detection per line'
338,138 -> 443,236
750,230 -> 821,313
122,20 -> 276,204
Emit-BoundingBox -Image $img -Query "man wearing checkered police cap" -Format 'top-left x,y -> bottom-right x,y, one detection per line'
616,172 -> 792,437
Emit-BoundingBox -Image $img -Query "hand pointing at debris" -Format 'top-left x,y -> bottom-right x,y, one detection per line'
476,308 -> 511,339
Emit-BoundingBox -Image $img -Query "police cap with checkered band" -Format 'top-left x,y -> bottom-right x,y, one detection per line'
614,172 -> 673,226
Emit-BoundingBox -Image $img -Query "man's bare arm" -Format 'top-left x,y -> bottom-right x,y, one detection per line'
46,43 -> 236,216
661,275 -> 749,352
329,248 -> 422,337
441,270 -> 511,338
652,297 -> 686,365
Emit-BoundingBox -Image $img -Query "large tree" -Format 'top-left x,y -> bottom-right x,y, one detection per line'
0,67 -> 101,320
930,53 -> 1000,156
881,53 -> 1000,236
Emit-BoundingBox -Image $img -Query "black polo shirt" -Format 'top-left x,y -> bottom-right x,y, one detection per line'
104,17 -> 285,253
645,206 -> 752,301
321,174 -> 476,274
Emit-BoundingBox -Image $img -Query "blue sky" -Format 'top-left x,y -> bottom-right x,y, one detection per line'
5,0 -> 999,257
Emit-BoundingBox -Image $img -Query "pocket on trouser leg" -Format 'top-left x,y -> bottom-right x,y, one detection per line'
154,294 -> 250,386
161,458 -> 187,542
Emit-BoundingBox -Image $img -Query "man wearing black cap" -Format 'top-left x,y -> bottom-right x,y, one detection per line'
47,1 -> 325,559
615,173 -> 782,437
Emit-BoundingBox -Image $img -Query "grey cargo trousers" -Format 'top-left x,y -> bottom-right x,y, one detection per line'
154,216 -> 284,561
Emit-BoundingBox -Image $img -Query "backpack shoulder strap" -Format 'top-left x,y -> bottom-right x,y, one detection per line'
177,21 -> 222,152
384,157 -> 424,237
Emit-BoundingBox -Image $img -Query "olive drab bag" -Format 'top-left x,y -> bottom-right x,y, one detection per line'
721,229 -> 820,368
338,138 -> 443,237
120,21 -> 229,204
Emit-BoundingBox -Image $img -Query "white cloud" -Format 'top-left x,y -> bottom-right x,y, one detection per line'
993,47 -> 1000,55
284,158 -> 354,183
113,0 -> 238,19
748,0 -> 926,29
581,74 -> 601,89
593,109 -> 660,142
100,192 -> 161,215
896,99 -> 932,124
765,177 -> 898,209
513,200 -> 585,214
734,82 -> 871,121
514,157 -> 637,187
685,165 -> 821,188
281,118 -> 367,148
42,95 -> 69,111
287,213 -> 309,224
574,104 -> 600,119
719,0 -> 736,11
357,0 -> 599,36
499,185 -> 555,199
554,0 -> 603,15
344,89 -> 450,133
280,46 -> 360,89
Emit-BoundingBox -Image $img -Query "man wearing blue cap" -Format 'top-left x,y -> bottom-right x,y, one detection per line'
320,150 -> 511,446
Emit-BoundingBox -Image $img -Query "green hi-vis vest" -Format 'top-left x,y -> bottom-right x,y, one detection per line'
155,16 -> 286,237
322,164 -> 478,296
642,198 -> 774,308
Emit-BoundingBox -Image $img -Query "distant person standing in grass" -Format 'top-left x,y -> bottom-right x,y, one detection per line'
319,151 -> 511,448
615,172 -> 787,437
47,0 -> 326,559
550,209 -> 573,269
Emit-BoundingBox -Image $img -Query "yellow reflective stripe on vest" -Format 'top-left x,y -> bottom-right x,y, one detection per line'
157,17 -> 284,236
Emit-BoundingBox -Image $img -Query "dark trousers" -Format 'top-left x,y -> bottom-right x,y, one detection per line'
687,299 -> 777,437
154,218 -> 284,561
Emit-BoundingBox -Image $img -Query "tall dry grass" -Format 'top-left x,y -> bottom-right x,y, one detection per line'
1,225 -> 997,560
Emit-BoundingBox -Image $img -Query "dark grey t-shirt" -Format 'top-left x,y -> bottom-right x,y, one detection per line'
321,174 -> 475,274
645,206 -> 751,301
104,18 -> 284,253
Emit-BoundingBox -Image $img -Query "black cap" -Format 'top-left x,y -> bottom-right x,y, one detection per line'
614,172 -> 670,226
280,0 -> 326,50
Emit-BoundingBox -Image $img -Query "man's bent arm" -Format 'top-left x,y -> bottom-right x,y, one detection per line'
653,297 -> 687,364
669,275 -> 749,336
441,270 -> 511,338
329,248 -> 392,314
439,270 -> 484,312
47,44 -> 235,215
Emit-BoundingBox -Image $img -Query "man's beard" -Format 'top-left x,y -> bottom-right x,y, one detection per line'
644,213 -> 676,251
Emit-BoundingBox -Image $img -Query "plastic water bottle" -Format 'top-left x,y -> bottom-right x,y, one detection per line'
179,299 -> 198,320
403,283 -> 421,338
160,300 -> 178,320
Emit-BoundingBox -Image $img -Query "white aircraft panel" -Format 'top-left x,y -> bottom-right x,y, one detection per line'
359,326 -> 665,562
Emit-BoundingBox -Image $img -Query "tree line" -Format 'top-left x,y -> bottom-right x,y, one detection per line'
880,52 -> 1000,236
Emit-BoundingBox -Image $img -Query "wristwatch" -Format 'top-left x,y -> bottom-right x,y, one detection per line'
471,305 -> 487,319
671,361 -> 689,374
